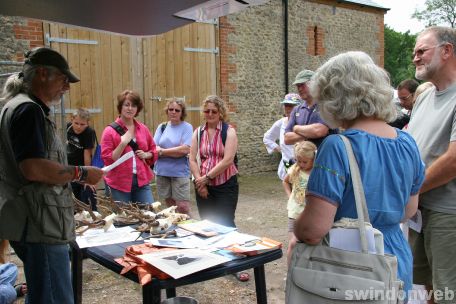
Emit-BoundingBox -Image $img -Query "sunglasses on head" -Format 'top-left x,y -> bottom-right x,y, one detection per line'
168,108 -> 181,113
203,109 -> 218,114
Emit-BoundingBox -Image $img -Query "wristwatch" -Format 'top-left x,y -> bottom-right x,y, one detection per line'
158,149 -> 163,157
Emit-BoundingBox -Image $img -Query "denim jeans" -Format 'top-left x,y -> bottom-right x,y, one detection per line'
106,174 -> 154,204
9,241 -> 74,304
0,263 -> 17,304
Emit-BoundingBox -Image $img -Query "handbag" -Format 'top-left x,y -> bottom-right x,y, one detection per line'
285,135 -> 404,304
91,133 -> 104,168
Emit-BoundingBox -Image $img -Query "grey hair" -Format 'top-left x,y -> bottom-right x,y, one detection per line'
309,51 -> 396,128
419,26 -> 456,56
0,64 -> 58,103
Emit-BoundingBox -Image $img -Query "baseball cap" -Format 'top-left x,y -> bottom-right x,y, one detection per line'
292,69 -> 314,85
24,47 -> 80,83
280,93 -> 302,105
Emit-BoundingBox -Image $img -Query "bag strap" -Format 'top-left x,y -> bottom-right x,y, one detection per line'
160,122 -> 167,134
109,122 -> 138,151
339,135 -> 370,254
196,126 -> 202,168
110,122 -> 126,135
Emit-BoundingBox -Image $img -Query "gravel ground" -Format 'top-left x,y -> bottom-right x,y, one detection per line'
11,172 -> 289,304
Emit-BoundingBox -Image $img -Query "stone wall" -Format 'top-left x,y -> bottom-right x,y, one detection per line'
219,0 -> 385,174
0,16 -> 44,88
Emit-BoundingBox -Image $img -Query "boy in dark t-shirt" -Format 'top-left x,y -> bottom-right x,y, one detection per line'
66,108 -> 97,210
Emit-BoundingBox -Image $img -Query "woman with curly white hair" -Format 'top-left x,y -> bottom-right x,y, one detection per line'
293,51 -> 425,298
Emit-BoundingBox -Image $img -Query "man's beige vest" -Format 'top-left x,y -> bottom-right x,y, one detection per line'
0,94 -> 75,244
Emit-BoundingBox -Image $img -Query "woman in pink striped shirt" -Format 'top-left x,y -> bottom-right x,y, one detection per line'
189,95 -> 239,228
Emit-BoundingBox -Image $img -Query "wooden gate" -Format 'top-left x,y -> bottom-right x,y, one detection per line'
44,22 -> 218,138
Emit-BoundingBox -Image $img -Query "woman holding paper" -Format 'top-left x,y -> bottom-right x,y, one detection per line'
101,90 -> 157,204
293,52 -> 425,296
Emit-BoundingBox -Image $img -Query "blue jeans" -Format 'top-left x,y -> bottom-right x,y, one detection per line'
9,241 -> 74,304
0,263 -> 17,304
106,174 -> 154,204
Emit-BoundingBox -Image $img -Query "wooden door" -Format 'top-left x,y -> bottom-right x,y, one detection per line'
44,21 -> 217,139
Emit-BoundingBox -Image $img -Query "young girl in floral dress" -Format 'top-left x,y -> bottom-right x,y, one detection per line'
282,140 -> 317,266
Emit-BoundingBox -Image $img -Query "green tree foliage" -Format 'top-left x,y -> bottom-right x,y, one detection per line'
413,0 -> 456,28
384,26 -> 417,87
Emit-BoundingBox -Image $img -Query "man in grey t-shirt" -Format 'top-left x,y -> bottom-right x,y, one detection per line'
407,26 -> 456,301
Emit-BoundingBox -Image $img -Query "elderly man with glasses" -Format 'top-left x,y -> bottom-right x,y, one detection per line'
407,26 -> 456,303
0,47 -> 103,304
284,69 -> 331,147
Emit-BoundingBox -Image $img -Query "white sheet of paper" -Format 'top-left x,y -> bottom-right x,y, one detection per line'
146,235 -> 206,249
329,227 -> 377,254
102,151 -> 134,172
408,209 -> 422,233
76,226 -> 141,248
202,231 -> 259,249
138,248 -> 230,279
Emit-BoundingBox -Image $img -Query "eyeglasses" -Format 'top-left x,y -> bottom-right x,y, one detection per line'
55,72 -> 69,85
412,43 -> 445,59
203,109 -> 219,115
398,93 -> 412,101
167,108 -> 181,113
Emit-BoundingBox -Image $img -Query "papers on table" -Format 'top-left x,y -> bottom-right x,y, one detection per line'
128,220 -> 281,279
146,231 -> 259,250
102,151 -> 134,172
76,226 -> 141,248
178,219 -> 237,237
147,235 -> 206,249
138,248 -> 231,279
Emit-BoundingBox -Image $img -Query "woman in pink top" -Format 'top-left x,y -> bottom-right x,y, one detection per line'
189,95 -> 239,227
101,90 -> 157,204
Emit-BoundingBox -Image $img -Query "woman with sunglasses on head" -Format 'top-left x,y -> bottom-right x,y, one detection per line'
153,98 -> 193,215
189,95 -> 247,281
101,90 -> 157,204
190,95 -> 239,227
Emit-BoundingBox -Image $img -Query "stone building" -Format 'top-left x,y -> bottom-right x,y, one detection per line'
0,0 -> 387,175
219,0 -> 387,174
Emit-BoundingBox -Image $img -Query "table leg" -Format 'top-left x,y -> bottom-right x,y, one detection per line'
254,265 -> 267,304
71,245 -> 83,304
166,288 -> 176,298
143,282 -> 161,304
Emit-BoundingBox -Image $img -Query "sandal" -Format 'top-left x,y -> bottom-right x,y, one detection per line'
234,271 -> 249,282
14,283 -> 27,297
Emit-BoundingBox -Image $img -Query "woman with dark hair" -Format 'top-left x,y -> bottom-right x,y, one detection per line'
101,90 -> 157,204
153,98 -> 193,215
